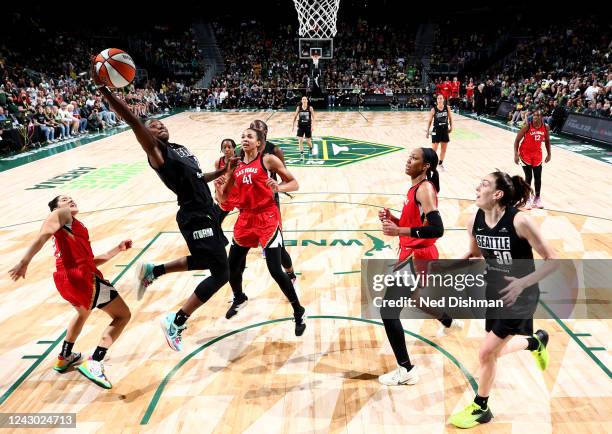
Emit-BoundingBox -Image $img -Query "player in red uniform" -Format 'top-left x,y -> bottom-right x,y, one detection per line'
217,128 -> 306,335
450,76 -> 461,112
442,76 -> 452,102
8,195 -> 132,389
214,138 -> 237,225
513,108 -> 551,209
376,148 -> 462,386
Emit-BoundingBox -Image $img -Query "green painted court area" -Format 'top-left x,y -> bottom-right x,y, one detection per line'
269,136 -> 403,167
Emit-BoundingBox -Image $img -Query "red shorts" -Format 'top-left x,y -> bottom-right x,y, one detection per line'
397,244 -> 439,274
53,267 -> 117,310
519,145 -> 542,167
233,206 -> 283,248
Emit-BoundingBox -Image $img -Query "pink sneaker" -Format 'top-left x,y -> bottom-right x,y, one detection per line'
524,197 -> 533,210
533,196 -> 544,209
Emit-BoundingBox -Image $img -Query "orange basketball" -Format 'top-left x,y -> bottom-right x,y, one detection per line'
94,48 -> 136,88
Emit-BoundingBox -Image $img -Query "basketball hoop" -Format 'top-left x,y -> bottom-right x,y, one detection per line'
293,0 -> 341,38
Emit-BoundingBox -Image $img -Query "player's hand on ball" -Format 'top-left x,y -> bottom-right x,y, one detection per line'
9,260 -> 29,281
118,240 -> 132,251
382,220 -> 400,236
266,178 -> 280,193
90,55 -> 105,88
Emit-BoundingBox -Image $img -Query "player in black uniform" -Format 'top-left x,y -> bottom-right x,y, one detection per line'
450,171 -> 557,429
292,96 -> 315,161
221,119 -> 299,319
426,94 -> 453,171
95,69 -> 235,353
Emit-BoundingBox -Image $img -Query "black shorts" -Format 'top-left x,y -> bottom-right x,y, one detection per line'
213,203 -> 230,227
431,127 -> 449,143
485,317 -> 534,339
177,208 -> 229,266
297,125 -> 312,138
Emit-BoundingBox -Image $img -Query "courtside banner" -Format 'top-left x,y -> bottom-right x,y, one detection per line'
360,259 -> 611,320
561,113 -> 612,145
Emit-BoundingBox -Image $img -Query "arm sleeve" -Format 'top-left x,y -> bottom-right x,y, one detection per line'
409,210 -> 444,238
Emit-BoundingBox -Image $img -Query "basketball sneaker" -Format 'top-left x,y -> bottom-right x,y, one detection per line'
449,402 -> 493,428
533,196 -> 544,209
77,358 -> 112,389
531,329 -> 549,371
524,196 -> 533,210
53,352 -> 81,372
436,319 -> 465,338
161,313 -> 186,351
294,305 -> 306,336
378,365 -> 419,386
438,163 -> 445,172
226,294 -> 248,319
137,262 -> 157,300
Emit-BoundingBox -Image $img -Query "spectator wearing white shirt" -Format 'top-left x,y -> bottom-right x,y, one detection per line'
584,81 -> 598,102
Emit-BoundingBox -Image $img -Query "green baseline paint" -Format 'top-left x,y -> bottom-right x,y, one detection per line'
139,315 -> 477,425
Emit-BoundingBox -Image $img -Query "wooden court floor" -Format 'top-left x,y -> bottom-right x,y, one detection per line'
0,111 -> 610,433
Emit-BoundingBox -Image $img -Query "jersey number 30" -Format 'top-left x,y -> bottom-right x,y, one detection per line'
494,251 -> 512,265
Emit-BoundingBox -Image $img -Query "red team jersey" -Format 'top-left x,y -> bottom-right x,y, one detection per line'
451,80 -> 460,98
466,83 -> 475,98
519,122 -> 547,166
397,180 -> 440,262
442,81 -> 452,101
52,219 -> 105,308
218,156 -> 226,169
223,153 -> 282,248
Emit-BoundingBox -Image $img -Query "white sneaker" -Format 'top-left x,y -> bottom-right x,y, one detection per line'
436,319 -> 465,338
378,365 -> 419,386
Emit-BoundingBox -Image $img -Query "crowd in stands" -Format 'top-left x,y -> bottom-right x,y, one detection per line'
0,13 -> 201,156
206,19 -> 423,109
431,18 -> 611,131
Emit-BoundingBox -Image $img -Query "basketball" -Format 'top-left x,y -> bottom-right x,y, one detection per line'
94,48 -> 136,88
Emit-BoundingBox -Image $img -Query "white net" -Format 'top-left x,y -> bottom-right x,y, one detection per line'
293,0 -> 340,38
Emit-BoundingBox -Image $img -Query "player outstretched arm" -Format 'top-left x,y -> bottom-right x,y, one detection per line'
8,208 -> 72,280
200,157 -> 239,183
93,240 -> 133,266
91,60 -> 164,168
264,154 -> 299,193
513,124 -> 529,164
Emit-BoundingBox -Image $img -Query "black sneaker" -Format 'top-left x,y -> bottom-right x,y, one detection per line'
226,294 -> 248,319
294,305 -> 306,336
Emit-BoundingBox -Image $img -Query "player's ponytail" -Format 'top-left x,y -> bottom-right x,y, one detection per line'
491,170 -> 532,208
420,147 -> 440,192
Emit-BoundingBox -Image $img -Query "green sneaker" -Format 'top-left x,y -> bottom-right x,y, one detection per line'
531,329 -> 549,371
136,262 -> 157,301
77,358 -> 112,389
449,402 -> 493,429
